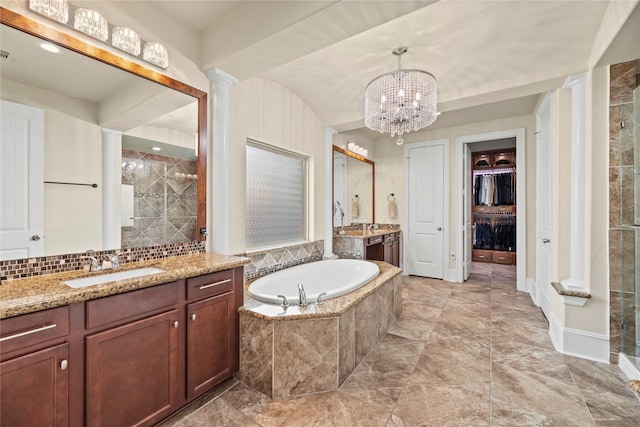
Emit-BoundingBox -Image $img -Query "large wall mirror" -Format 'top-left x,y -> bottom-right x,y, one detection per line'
332,145 -> 375,227
0,8 -> 207,261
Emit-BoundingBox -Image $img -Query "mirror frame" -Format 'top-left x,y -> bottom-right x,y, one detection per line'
332,145 -> 375,223
0,7 -> 207,242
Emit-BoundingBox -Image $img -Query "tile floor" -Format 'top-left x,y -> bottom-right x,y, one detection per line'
161,263 -> 640,426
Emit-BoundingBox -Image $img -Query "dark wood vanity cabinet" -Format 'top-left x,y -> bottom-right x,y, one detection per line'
185,269 -> 241,400
365,232 -> 401,267
0,306 -> 70,427
0,265 -> 244,427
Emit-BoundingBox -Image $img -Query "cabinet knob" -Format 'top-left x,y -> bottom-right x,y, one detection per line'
60,359 -> 68,370
191,314 -> 197,321
172,321 -> 179,329
437,227 -> 442,231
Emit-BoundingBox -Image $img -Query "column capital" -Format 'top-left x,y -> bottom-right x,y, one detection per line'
206,68 -> 239,86
100,128 -> 123,137
562,72 -> 587,90
323,127 -> 338,137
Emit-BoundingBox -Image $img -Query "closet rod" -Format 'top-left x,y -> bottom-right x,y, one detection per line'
44,181 -> 98,188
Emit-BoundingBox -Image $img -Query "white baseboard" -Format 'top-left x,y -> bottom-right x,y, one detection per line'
548,312 -> 609,363
526,277 -> 537,305
619,353 -> 640,380
447,267 -> 459,283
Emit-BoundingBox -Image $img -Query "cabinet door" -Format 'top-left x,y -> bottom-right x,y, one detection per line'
186,291 -> 234,399
0,343 -> 68,427
392,240 -> 400,267
383,242 -> 393,265
86,310 -> 178,427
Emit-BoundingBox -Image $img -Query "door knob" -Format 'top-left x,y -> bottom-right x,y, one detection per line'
542,238 -> 550,243
31,235 -> 41,241
437,227 -> 442,231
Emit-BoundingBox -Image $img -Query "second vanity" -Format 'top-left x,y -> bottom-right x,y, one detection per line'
333,227 -> 401,267
0,253 -> 249,427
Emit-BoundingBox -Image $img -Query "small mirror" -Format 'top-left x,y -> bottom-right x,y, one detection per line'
332,145 -> 375,226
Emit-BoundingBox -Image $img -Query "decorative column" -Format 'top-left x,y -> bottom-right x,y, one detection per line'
562,73 -> 588,292
206,68 -> 238,255
323,127 -> 338,259
101,128 -> 122,250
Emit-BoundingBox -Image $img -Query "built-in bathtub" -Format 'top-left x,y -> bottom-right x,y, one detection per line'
247,259 -> 379,305
239,260 -> 402,398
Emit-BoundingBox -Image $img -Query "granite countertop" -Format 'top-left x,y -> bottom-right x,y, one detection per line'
240,260 -> 401,321
0,253 -> 250,319
333,228 -> 400,238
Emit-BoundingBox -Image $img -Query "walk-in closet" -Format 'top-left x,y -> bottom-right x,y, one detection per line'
471,144 -> 517,265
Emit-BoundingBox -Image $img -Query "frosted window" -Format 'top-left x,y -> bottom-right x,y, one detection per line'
246,142 -> 307,248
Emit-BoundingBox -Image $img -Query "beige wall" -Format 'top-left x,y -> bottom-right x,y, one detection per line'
367,115 -> 537,278
1,78 -> 103,255
227,77 -> 324,255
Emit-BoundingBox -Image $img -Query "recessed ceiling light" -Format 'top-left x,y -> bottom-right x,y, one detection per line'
152,146 -> 161,151
39,42 -> 61,53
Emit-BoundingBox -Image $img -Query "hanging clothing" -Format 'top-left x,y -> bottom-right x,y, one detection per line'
473,216 -> 516,251
473,171 -> 515,206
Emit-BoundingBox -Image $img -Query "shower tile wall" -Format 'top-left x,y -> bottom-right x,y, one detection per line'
122,149 -> 198,248
609,60 -> 639,362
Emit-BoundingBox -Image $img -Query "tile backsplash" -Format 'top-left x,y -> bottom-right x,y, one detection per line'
241,241 -> 324,281
0,241 -> 206,282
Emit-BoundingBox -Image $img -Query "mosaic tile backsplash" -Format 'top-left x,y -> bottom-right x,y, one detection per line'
241,241 -> 324,281
0,241 -> 206,282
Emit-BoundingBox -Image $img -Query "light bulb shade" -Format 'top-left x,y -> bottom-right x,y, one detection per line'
74,8 -> 108,41
143,42 -> 169,69
112,27 -> 141,56
365,69 -> 437,137
29,0 -> 69,24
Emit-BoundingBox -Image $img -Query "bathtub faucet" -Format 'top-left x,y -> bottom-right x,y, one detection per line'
297,283 -> 308,307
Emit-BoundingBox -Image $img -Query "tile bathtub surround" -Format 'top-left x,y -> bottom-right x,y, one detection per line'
0,241 -> 206,282
239,273 -> 402,398
161,263 -> 640,427
241,240 -> 324,281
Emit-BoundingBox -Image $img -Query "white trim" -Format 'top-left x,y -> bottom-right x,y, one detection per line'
448,267 -> 457,282
619,353 -> 640,380
403,138 -> 450,280
526,277 -> 538,304
549,311 -> 609,363
455,128 -> 526,290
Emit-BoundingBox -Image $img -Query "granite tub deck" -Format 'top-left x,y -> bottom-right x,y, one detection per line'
239,261 -> 402,398
333,227 -> 400,259
0,253 -> 250,319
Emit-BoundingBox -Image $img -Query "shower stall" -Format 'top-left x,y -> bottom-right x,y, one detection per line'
615,59 -> 640,371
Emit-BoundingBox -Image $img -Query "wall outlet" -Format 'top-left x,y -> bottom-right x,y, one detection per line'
450,252 -> 456,260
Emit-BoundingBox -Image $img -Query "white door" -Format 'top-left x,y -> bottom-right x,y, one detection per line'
0,100 -> 45,260
462,144 -> 472,280
406,142 -> 445,278
536,93 -> 555,319
333,154 -> 347,227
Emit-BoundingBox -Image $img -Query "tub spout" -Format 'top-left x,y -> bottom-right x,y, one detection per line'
297,283 -> 308,307
317,292 -> 327,304
277,295 -> 289,307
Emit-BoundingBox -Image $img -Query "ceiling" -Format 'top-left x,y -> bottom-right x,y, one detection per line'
148,0 -> 621,133
3,1 -> 639,139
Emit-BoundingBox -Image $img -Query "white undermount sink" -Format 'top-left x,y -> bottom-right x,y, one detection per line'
63,267 -> 165,288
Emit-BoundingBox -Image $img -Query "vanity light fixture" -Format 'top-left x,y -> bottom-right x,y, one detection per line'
29,0 -> 69,24
143,42 -> 169,69
28,0 -> 169,69
365,46 -> 437,146
73,8 -> 108,42
112,27 -> 141,56
347,142 -> 368,158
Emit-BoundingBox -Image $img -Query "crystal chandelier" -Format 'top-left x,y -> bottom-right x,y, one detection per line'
29,0 -> 69,24
73,8 -> 108,41
365,47 -> 437,145
112,27 -> 141,56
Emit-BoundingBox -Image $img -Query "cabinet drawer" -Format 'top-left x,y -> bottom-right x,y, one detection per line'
384,233 -> 398,243
472,250 -> 492,262
187,269 -> 234,301
492,252 -> 514,265
0,306 -> 69,356
86,281 -> 178,330
366,236 -> 383,245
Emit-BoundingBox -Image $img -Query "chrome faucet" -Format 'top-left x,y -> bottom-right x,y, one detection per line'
80,256 -> 101,272
106,253 -> 120,269
297,283 -> 308,307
